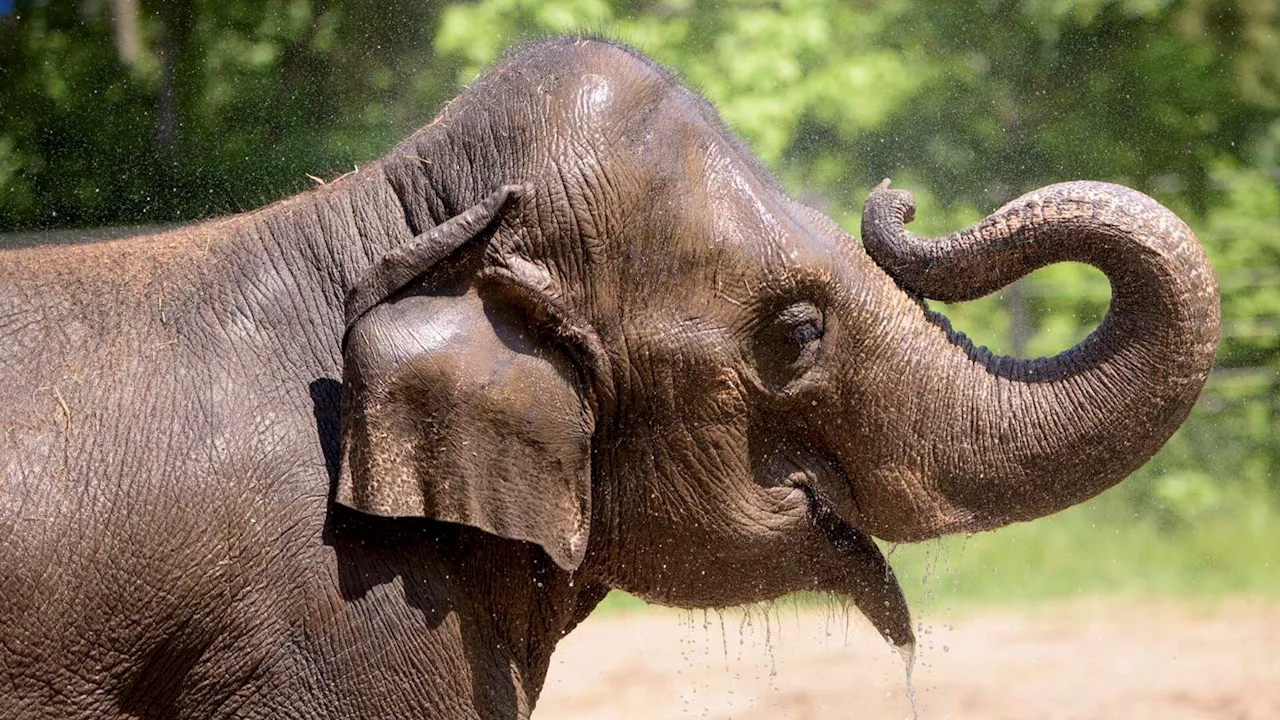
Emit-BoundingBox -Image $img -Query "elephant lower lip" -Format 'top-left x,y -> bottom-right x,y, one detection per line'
797,483 -> 915,650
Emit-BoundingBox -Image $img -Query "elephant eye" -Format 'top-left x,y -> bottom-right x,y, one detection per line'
752,300 -> 824,392
777,302 -> 824,345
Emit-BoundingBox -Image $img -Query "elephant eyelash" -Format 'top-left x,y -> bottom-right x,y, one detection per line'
790,322 -> 823,347
774,301 -> 825,343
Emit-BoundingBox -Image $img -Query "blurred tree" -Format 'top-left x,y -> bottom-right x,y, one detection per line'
0,0 -> 462,228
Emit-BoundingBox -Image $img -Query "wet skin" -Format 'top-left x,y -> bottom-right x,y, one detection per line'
0,38 -> 1217,718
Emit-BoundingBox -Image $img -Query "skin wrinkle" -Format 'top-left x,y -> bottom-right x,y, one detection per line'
860,181 -> 1216,536
5,155 -> 468,712
1,37 -> 1216,718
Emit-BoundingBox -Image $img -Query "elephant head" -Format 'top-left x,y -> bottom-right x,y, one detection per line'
336,39 -> 1219,652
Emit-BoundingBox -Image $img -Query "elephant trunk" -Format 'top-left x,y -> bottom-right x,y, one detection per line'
852,180 -> 1219,541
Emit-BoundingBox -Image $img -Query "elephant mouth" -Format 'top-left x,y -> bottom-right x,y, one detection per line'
763,447 -> 868,530
762,448 -> 914,650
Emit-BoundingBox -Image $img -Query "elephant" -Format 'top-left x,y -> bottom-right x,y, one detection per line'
0,37 -> 1218,718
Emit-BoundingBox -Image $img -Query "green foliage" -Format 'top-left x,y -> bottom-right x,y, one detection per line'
2,0 -> 1277,601
883,485 -> 1280,606
0,0 -> 461,227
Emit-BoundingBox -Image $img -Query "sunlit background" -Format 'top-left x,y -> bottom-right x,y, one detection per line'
2,1 -> 1277,717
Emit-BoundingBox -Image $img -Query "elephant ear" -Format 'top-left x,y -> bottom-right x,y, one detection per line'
337,185 -> 594,571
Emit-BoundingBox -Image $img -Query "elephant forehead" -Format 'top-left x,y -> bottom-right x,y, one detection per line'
571,73 -> 617,130
615,149 -> 810,281
702,144 -> 788,248
695,141 -> 851,280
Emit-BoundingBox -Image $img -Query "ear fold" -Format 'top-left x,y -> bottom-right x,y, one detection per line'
344,184 -> 525,332
337,186 -> 594,570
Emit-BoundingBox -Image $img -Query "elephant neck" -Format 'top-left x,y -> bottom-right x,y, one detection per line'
216,121 -> 524,354
182,148 -> 473,374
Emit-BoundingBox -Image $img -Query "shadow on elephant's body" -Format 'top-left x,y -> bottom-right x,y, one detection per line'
314,377 -> 572,716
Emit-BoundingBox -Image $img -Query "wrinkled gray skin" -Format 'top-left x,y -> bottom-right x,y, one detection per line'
0,38 -> 1218,718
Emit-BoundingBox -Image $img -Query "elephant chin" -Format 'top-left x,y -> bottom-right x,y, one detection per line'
802,486 -> 915,653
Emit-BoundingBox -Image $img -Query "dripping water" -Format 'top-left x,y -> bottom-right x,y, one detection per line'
759,603 -> 777,681
715,608 -> 728,668
896,642 -> 920,720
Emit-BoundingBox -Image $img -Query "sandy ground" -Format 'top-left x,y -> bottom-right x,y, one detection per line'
536,598 -> 1280,719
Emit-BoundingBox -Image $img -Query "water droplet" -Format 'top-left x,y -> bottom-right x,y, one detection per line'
893,641 -> 921,720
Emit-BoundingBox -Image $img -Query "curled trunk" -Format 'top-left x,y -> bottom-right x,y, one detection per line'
856,180 -> 1219,541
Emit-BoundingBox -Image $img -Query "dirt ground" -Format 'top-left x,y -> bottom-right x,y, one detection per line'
536,598 -> 1280,719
